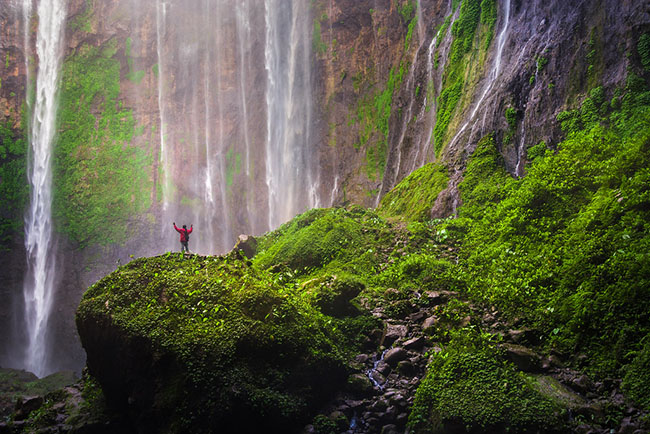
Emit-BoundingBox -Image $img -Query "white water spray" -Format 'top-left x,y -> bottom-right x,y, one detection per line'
22,0 -> 66,377
264,0 -> 318,229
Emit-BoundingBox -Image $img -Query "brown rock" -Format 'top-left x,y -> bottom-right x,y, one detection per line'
501,343 -> 541,372
383,347 -> 408,366
403,336 -> 426,351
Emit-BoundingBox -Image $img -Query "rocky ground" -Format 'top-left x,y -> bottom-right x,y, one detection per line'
302,288 -> 649,434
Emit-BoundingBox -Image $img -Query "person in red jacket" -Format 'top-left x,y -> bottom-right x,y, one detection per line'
173,222 -> 193,253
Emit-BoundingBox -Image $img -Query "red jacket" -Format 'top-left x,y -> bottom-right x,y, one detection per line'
174,224 -> 192,242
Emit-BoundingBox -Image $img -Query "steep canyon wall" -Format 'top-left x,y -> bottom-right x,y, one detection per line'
0,0 -> 648,374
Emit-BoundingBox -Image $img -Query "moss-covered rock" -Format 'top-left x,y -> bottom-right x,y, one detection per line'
408,331 -> 565,433
76,251 -> 351,432
378,162 -> 449,222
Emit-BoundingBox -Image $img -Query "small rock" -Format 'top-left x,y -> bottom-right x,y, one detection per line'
370,399 -> 388,413
403,336 -> 426,351
381,424 -> 400,434
502,343 -> 541,372
423,291 -> 446,305
617,416 -> 638,434
422,316 -> 439,332
370,370 -> 387,387
385,405 -> 399,419
396,412 -> 409,426
376,361 -> 392,376
348,373 -> 374,395
572,374 -> 595,394
383,347 -> 408,366
355,354 -> 369,364
14,395 -> 44,421
408,311 -> 426,322
396,360 -> 415,376
232,234 -> 257,258
385,324 -> 408,340
388,393 -> 406,407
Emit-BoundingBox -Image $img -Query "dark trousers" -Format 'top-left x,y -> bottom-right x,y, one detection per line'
181,241 -> 189,252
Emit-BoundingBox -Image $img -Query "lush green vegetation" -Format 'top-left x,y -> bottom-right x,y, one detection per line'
638,33 -> 650,71
55,42 -> 152,248
409,330 -> 561,433
377,162 -> 449,221
0,122 -> 28,248
433,0 -> 496,155
453,75 -> 650,377
353,65 -> 406,180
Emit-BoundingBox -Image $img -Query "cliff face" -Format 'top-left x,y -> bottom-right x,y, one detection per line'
0,0 -> 648,373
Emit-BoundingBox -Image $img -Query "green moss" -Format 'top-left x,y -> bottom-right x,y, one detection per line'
0,121 -> 28,249
536,55 -> 549,71
312,19 -> 327,55
456,76 -> 650,376
69,0 -> 93,33
398,1 -> 415,24
55,43 -> 152,247
638,33 -> 650,71
433,0 -> 497,154
408,330 -> 562,433
225,147 -> 242,188
353,65 -> 406,180
378,162 -> 449,221
124,37 -> 145,84
458,134 -> 512,220
623,337 -> 650,410
479,0 -> 497,49
77,251 -> 360,431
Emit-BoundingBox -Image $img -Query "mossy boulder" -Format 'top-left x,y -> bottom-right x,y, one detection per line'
408,331 -> 565,433
76,251 -> 350,433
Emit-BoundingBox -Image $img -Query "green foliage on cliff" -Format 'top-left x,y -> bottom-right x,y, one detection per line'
377,162 -> 449,221
55,43 -> 152,248
409,330 -> 561,433
623,337 -> 650,411
433,0 -> 495,154
0,122 -> 28,247
638,33 -> 650,71
457,77 -> 650,375
255,207 -> 394,278
354,65 -> 406,180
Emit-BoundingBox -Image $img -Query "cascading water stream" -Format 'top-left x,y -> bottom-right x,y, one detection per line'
22,0 -> 66,378
447,0 -> 511,150
264,0 -> 318,229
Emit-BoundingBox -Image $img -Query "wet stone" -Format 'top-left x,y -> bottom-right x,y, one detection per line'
384,347 -> 408,366
376,360 -> 391,376
403,336 -> 426,351
397,360 -> 415,376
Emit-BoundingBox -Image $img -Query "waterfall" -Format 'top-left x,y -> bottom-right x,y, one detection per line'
22,0 -> 66,378
447,0 -> 511,150
264,0 -> 318,229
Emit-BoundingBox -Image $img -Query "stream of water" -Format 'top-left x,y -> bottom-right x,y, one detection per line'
22,0 -> 66,378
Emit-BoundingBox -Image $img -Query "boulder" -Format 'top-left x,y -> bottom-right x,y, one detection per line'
232,234 -> 257,258
383,348 -> 408,366
383,324 -> 408,346
403,336 -> 426,351
501,343 -> 541,372
422,316 -> 439,332
14,396 -> 44,421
